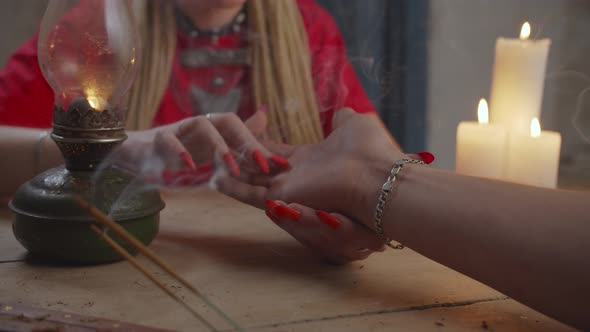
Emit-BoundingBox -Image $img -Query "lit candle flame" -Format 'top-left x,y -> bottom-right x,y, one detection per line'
478,98 -> 489,125
531,118 -> 541,138
520,22 -> 531,40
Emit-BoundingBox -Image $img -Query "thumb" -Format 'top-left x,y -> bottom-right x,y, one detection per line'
245,105 -> 268,138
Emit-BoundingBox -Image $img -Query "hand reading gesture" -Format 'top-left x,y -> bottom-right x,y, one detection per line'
216,109 -> 416,262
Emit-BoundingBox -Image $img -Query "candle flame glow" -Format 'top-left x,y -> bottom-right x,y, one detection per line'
477,98 -> 489,125
531,118 -> 541,138
520,22 -> 531,40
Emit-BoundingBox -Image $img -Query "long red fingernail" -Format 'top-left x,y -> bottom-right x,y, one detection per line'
160,169 -> 212,186
265,210 -> 279,223
180,151 -> 196,170
161,169 -> 175,186
265,200 -> 280,210
223,152 -> 240,177
269,155 -> 290,169
416,152 -> 435,164
185,172 -> 213,185
253,150 -> 270,174
271,205 -> 301,221
195,162 -> 212,174
316,211 -> 341,229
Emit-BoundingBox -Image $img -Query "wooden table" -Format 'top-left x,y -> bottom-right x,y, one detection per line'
0,190 -> 575,331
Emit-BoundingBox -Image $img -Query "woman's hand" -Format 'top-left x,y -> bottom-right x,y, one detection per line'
110,111 -> 290,185
264,200 -> 385,264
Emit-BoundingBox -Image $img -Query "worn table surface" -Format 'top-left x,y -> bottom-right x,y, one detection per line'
0,190 -> 575,331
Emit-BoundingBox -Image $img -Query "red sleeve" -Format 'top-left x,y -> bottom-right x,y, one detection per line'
298,0 -> 376,135
0,34 -> 54,128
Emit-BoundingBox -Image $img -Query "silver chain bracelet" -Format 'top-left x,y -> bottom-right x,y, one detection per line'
374,158 -> 426,249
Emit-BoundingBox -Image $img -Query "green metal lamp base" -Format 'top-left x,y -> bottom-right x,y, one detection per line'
9,165 -> 165,264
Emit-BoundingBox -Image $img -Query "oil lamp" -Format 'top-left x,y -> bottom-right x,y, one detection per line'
9,0 -> 164,263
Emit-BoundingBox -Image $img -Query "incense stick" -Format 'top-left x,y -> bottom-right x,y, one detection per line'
75,197 -> 242,331
89,225 -> 218,332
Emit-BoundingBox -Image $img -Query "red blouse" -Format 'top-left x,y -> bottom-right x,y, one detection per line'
0,0 -> 374,136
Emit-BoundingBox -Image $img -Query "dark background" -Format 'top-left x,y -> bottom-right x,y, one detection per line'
317,0 -> 429,152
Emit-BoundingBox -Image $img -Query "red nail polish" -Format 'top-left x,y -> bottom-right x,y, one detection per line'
161,169 -> 182,185
316,211 -> 341,229
265,200 -> 280,210
180,151 -> 196,170
175,169 -> 191,176
416,152 -> 435,164
269,155 -> 290,169
179,177 -> 194,186
162,170 -> 211,186
161,169 -> 176,184
223,152 -> 240,177
253,150 -> 270,174
195,162 -> 212,174
183,171 -> 213,185
271,205 -> 301,221
165,169 -> 191,177
161,170 -> 175,186
265,210 -> 279,223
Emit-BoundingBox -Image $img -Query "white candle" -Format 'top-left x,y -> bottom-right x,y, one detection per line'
456,99 -> 507,179
505,118 -> 561,188
489,22 -> 551,134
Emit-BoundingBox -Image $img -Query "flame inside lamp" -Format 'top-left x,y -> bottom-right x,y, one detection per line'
86,95 -> 108,111
36,0 -> 142,170
520,22 -> 531,40
37,0 -> 140,112
531,118 -> 541,138
477,98 -> 489,125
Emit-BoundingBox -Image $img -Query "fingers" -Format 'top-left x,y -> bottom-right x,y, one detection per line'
151,112 -> 292,188
208,113 -> 274,174
180,113 -> 290,176
159,168 -> 213,187
264,202 -> 385,263
259,139 -> 295,171
236,171 -> 273,188
215,174 -> 268,209
260,139 -> 296,159
176,115 -> 240,177
244,106 -> 268,138
139,129 -> 212,186
329,212 -> 386,252
154,130 -> 192,169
